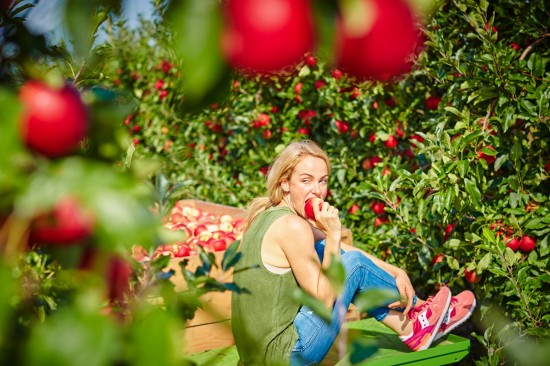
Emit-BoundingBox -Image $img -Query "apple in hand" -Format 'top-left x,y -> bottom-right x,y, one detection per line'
304,198 -> 323,221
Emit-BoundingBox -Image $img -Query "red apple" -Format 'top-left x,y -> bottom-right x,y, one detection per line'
220,0 -> 315,74
444,223 -> 455,240
477,146 -> 497,165
304,198 -> 323,221
348,203 -> 360,215
370,201 -> 386,215
425,95 -> 441,110
362,156 -> 382,170
193,224 -> 208,237
519,235 -> 536,253
211,239 -> 227,252
384,134 -> 398,148
174,245 -> 190,258
431,253 -> 444,266
30,196 -> 94,245
374,216 -> 389,226
335,120 -> 349,134
464,268 -> 480,284
334,0 -> 424,81
223,234 -> 237,247
19,81 -> 89,158
505,236 -> 520,252
106,256 -> 132,303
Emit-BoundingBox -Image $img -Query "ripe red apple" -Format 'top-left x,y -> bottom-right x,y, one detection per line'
193,224 -> 209,237
425,95 -> 441,110
384,134 -> 398,148
304,198 -> 323,221
374,216 -> 389,226
370,201 -> 386,215
305,55 -> 316,67
464,268 -> 480,284
477,146 -> 496,165
519,235 -> 536,253
174,245 -> 190,258
19,81 -> 89,158
211,239 -> 227,252
444,223 -> 455,240
362,156 -> 382,170
30,196 -> 95,245
335,120 -> 349,134
334,0 -> 424,81
410,134 -> 424,147
348,203 -> 360,215
106,256 -> 132,303
505,236 -> 520,252
431,253 -> 444,266
220,0 -> 315,74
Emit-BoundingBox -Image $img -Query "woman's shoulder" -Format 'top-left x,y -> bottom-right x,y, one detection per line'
271,212 -> 311,234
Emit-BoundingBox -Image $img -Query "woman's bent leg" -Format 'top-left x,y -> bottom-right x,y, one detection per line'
291,249 -> 412,365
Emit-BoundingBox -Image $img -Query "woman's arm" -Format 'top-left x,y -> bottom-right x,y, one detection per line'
274,215 -> 339,308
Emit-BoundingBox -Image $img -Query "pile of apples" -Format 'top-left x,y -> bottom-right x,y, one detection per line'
149,201 -> 245,260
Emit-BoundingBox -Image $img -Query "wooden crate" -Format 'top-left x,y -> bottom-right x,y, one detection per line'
168,199 -> 354,353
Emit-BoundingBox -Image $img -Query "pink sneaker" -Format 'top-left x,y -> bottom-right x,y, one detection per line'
400,287 -> 452,351
433,290 -> 476,342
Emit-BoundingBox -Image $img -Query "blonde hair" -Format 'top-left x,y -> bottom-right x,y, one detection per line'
244,140 -> 330,231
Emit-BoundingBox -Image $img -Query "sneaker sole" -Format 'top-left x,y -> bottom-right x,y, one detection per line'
416,290 -> 452,351
433,298 -> 476,342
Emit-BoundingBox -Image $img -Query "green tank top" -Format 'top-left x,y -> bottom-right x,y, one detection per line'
231,206 -> 299,366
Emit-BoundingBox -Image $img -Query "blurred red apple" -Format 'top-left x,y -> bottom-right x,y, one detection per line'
335,0 -> 424,81
220,0 -> 315,74
348,203 -> 360,214
464,268 -> 480,284
370,201 -> 386,215
106,256 -> 132,303
19,81 -> 88,158
31,196 -> 94,245
384,134 -> 398,148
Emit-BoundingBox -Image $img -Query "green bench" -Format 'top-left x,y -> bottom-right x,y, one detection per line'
186,318 -> 470,365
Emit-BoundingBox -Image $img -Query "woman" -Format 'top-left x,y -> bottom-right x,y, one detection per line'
231,140 -> 475,365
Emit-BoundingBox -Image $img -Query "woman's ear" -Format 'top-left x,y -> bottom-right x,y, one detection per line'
281,180 -> 289,193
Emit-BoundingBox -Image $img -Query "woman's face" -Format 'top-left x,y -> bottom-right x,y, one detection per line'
282,156 -> 329,216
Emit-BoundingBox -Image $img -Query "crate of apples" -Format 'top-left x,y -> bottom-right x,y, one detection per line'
152,199 -> 246,260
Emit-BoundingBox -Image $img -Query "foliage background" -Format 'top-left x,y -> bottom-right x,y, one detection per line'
1,0 -> 549,365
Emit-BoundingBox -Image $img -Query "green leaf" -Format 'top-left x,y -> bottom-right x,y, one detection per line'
478,252 -> 492,271
64,0 -> 99,59
464,178 -> 482,209
222,240 -> 241,272
291,288 -> 332,322
520,99 -> 536,116
349,337 -> 378,365
168,0 -> 230,109
353,289 -> 399,313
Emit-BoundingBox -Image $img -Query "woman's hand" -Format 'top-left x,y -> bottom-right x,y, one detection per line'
313,201 -> 341,240
387,269 -> 415,315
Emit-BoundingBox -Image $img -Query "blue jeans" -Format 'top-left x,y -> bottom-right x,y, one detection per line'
290,240 -> 416,365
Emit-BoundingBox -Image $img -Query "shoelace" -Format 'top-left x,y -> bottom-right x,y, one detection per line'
407,296 -> 434,320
